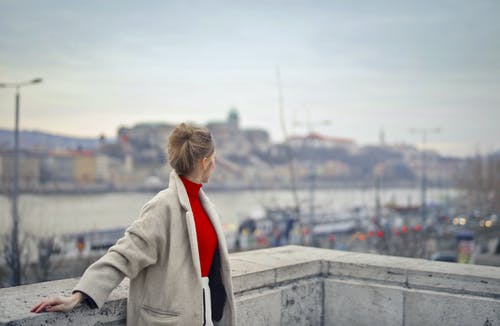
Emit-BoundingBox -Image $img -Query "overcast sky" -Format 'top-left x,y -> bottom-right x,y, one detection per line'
0,0 -> 499,157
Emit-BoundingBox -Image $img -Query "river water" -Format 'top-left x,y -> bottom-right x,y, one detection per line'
0,187 -> 460,238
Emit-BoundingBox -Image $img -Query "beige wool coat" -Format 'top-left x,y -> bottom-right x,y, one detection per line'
73,171 -> 236,325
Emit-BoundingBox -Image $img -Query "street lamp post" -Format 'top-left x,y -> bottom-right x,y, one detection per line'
294,117 -> 331,245
409,127 -> 441,230
0,78 -> 43,286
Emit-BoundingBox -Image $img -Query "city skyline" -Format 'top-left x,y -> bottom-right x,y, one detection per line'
1,1 -> 499,157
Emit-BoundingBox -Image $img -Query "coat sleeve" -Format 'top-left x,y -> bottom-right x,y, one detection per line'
72,201 -> 167,309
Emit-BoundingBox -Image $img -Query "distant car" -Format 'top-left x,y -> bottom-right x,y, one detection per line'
430,251 -> 457,263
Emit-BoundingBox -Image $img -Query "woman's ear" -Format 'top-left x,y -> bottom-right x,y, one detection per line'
201,157 -> 209,170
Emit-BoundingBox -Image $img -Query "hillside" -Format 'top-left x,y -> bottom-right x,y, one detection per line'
0,129 -> 99,150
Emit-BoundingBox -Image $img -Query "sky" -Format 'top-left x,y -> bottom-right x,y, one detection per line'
0,0 -> 499,157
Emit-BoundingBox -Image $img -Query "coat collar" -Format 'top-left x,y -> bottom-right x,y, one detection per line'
168,170 -> 228,276
169,171 -> 191,211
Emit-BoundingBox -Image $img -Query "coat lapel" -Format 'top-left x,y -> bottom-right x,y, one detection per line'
169,170 -> 228,277
199,190 -> 228,255
169,171 -> 202,277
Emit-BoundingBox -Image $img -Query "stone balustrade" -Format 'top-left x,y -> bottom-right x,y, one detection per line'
1,245 -> 499,325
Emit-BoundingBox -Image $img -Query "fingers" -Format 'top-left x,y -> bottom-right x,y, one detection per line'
30,301 -> 44,313
46,303 -> 68,312
31,301 -> 50,313
31,294 -> 81,314
31,303 -> 47,313
31,297 -> 62,313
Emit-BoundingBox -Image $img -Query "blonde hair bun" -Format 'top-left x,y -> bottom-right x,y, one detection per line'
167,123 -> 214,176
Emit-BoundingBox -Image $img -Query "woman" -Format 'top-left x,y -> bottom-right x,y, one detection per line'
31,123 -> 236,325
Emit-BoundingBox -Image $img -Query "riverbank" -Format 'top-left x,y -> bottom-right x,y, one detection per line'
0,180 -> 458,195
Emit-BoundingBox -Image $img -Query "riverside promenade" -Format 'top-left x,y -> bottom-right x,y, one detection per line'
1,245 -> 499,325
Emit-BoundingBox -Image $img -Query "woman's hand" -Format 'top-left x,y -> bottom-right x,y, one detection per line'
30,292 -> 84,313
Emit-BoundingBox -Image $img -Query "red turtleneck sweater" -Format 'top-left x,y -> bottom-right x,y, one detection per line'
180,176 -> 218,277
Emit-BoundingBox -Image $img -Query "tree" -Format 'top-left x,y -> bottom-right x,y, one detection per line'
457,153 -> 500,214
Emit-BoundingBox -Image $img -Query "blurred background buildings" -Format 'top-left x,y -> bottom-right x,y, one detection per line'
0,110 -> 474,193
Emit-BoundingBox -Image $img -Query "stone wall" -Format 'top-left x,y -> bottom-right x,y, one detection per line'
1,245 -> 499,325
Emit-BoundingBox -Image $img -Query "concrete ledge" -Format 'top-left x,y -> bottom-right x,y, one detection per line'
0,278 -> 129,325
231,246 -> 328,293
1,245 -> 500,325
404,288 -> 500,326
236,288 -> 282,325
406,260 -> 500,298
324,279 -> 404,326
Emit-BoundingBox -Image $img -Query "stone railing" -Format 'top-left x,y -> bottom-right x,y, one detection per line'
1,245 -> 499,325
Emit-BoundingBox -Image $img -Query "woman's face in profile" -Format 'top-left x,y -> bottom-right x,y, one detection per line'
201,150 -> 216,183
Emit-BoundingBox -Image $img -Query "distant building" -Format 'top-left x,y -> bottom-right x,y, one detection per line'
73,150 -> 96,185
95,154 -> 111,184
287,133 -> 356,152
117,122 -> 172,168
40,150 -> 113,186
322,160 -> 351,178
208,109 -> 271,159
227,108 -> 239,130
243,129 -> 271,153
118,123 -> 174,150
379,128 -> 386,146
0,151 -> 41,190
40,151 -> 74,184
